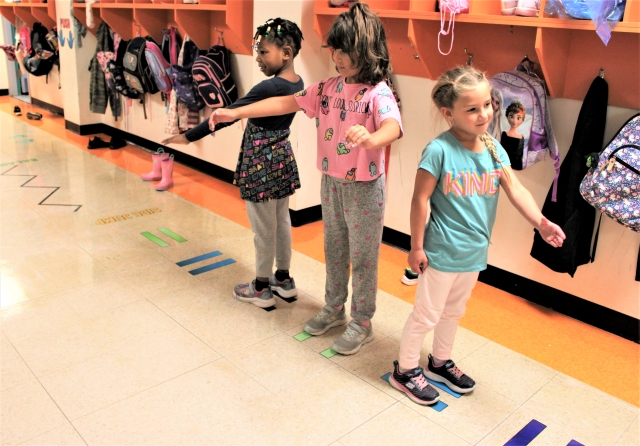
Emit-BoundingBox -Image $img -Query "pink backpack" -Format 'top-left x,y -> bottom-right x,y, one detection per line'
144,40 -> 172,94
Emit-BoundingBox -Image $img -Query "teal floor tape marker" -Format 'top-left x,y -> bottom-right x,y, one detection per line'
320,348 -> 338,358
294,332 -> 312,342
188,258 -> 236,275
158,228 -> 187,243
426,378 -> 462,398
380,373 -> 447,411
141,232 -> 169,247
176,251 -> 221,267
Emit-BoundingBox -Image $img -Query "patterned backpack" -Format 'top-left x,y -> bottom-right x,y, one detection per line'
123,36 -> 159,95
579,113 -> 640,232
170,39 -> 205,111
96,36 -> 140,99
489,62 -> 561,199
192,44 -> 237,109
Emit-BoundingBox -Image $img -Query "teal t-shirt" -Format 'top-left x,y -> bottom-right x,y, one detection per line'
419,131 -> 511,272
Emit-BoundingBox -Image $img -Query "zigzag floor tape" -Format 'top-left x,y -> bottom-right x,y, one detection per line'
1,165 -> 83,212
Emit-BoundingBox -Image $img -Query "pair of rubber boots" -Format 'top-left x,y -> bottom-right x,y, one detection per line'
141,149 -> 174,191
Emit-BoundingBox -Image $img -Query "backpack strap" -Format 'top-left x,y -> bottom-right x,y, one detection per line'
636,245 -> 640,282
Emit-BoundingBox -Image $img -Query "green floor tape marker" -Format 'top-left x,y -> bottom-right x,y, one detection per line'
158,228 -> 187,242
141,232 -> 169,247
320,348 -> 338,358
294,332 -> 312,342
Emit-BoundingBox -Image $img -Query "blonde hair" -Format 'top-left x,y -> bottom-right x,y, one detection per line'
431,65 -> 511,183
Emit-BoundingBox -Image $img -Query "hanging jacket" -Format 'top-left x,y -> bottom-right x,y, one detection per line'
530,76 -> 608,276
89,22 -> 120,118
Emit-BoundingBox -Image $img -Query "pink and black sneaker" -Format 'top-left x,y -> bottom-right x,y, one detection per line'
389,360 -> 440,405
425,354 -> 476,394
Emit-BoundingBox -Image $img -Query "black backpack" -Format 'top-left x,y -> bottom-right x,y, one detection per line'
123,36 -> 159,95
192,45 -> 237,108
22,23 -> 57,78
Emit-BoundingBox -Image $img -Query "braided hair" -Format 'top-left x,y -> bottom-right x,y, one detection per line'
253,18 -> 304,57
432,65 -> 511,183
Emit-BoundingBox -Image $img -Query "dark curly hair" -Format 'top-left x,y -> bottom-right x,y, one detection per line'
253,18 -> 304,57
325,2 -> 391,85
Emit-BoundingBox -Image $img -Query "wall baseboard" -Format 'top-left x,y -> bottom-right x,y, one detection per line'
74,122 -> 639,344
65,121 -> 104,136
31,97 -> 64,116
0,89 -> 8,97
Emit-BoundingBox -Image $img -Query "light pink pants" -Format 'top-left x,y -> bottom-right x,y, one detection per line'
398,267 -> 479,370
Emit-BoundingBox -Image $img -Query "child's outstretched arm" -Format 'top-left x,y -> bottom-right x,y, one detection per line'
210,95 -> 300,126
500,167 -> 566,248
344,118 -> 401,150
408,169 -> 438,274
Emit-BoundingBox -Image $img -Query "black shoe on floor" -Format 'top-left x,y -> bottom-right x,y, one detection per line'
13,106 -> 21,116
425,354 -> 476,394
87,137 -> 110,149
27,112 -> 42,120
401,267 -> 419,286
109,137 -> 126,150
389,360 -> 440,405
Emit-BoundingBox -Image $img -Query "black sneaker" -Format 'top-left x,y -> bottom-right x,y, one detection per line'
27,112 -> 42,120
87,137 -> 110,149
13,106 -> 21,116
401,267 -> 419,285
109,137 -> 126,150
389,360 -> 440,405
425,354 -> 476,394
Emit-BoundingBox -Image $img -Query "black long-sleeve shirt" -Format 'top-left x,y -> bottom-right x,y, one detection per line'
184,76 -> 304,142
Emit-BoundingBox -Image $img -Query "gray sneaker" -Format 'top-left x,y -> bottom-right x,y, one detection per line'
332,320 -> 374,355
233,281 -> 276,308
269,275 -> 298,298
304,304 -> 347,335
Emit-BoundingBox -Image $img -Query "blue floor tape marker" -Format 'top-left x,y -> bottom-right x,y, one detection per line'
426,378 -> 462,398
188,258 -> 236,275
380,373 -> 448,412
567,441 -> 584,446
504,419 -> 547,446
176,251 -> 222,267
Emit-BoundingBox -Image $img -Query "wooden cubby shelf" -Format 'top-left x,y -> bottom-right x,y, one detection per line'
314,0 -> 640,109
0,0 -> 57,30
69,0 -> 252,55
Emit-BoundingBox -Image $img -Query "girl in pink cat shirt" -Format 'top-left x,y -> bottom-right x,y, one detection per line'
211,3 -> 402,355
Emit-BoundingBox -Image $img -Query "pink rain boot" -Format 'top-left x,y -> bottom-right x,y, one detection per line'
155,154 -> 174,191
141,149 -> 170,181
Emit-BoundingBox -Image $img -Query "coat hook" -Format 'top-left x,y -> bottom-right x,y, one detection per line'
464,48 -> 473,66
599,68 -> 605,79
409,40 -> 419,60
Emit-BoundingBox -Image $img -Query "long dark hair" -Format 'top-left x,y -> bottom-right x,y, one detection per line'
326,2 -> 391,85
253,18 -> 304,57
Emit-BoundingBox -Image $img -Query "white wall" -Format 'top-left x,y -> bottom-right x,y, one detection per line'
0,17 -> 10,92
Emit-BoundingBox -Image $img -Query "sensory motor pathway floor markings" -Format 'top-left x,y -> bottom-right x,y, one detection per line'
1,163 -> 82,212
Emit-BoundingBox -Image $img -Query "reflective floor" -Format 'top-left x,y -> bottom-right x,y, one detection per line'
1,98 -> 638,445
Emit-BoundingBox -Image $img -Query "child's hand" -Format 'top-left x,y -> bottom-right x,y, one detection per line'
209,108 -> 237,130
161,134 -> 189,145
344,124 -> 376,150
408,248 -> 428,275
539,217 -> 566,248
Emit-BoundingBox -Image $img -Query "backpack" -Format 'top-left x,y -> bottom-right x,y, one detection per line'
22,23 -> 57,77
0,45 -> 17,62
144,40 -> 172,94
192,45 -> 237,109
579,113 -> 640,232
109,37 -> 140,99
123,36 -> 159,95
170,39 -> 205,111
489,61 -> 561,197
161,26 -> 181,67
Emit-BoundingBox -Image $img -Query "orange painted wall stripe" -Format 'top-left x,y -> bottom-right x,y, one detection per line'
2,97 -> 637,407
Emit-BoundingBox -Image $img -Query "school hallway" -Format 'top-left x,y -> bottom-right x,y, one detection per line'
1,97 -> 638,445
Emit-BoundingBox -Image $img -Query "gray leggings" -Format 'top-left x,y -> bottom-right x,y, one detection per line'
245,197 -> 292,278
321,174 -> 385,321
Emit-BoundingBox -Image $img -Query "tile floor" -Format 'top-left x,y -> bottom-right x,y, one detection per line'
1,112 -> 638,445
